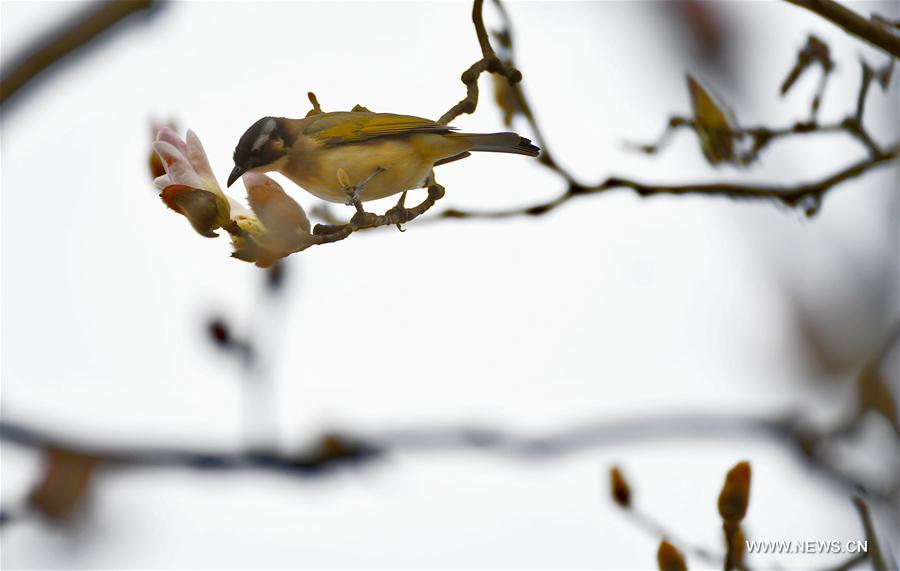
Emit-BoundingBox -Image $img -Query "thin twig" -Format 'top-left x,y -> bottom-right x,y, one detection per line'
625,507 -> 725,568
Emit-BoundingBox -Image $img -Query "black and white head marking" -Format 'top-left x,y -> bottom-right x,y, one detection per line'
250,118 -> 278,152
229,116 -> 293,186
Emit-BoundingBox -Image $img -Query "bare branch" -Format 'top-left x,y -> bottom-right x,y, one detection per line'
440,144 -> 898,220
309,179 -> 445,240
437,0 -> 522,125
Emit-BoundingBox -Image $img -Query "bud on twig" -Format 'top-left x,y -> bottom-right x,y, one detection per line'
610,466 -> 632,509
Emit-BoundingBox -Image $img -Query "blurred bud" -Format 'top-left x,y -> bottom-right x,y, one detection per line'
610,466 -> 632,508
207,318 -> 231,347
149,148 -> 166,180
657,540 -> 688,571
686,74 -> 739,165
295,432 -> 382,470
29,448 -> 100,521
717,461 -> 751,525
265,260 -> 287,292
493,74 -> 525,127
231,173 -> 314,268
674,1 -> 726,65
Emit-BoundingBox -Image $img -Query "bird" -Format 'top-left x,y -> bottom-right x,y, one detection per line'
227,112 -> 540,204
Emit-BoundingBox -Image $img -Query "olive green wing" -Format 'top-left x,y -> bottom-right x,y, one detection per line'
305,112 -> 455,146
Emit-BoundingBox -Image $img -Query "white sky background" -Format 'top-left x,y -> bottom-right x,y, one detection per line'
1,0 -> 898,569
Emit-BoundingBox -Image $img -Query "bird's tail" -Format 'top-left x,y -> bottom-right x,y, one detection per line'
450,132 -> 540,157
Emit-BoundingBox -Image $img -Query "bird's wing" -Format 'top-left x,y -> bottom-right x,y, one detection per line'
305,112 -> 455,146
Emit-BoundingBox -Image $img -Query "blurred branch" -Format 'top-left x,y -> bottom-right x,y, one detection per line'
831,552 -> 869,571
783,0 -> 900,58
780,35 -> 835,118
625,505 -> 723,567
0,0 -> 157,106
852,496 -> 888,571
2,409 -> 895,523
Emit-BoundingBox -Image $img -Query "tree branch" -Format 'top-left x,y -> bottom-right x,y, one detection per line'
783,0 -> 900,58
437,0 -> 522,125
439,144 -> 899,220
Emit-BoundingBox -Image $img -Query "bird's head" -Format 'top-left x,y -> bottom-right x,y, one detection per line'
228,117 -> 291,187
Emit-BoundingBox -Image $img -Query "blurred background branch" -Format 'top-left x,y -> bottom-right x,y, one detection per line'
3,385 -> 897,525
783,0 -> 900,58
0,0 -> 159,107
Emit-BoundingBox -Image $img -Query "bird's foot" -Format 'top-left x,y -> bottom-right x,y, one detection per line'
394,191 -> 408,231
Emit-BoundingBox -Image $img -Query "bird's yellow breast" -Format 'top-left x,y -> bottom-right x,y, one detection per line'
278,133 -> 468,203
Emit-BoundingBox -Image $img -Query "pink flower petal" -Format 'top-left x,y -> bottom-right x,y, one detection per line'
155,127 -> 188,155
185,130 -> 221,192
153,174 -> 172,190
153,141 -> 204,189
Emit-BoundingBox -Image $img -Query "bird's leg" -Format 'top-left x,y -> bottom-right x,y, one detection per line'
394,191 -> 408,232
336,166 -> 386,212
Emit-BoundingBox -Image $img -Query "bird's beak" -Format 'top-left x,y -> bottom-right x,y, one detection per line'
227,165 -> 246,188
